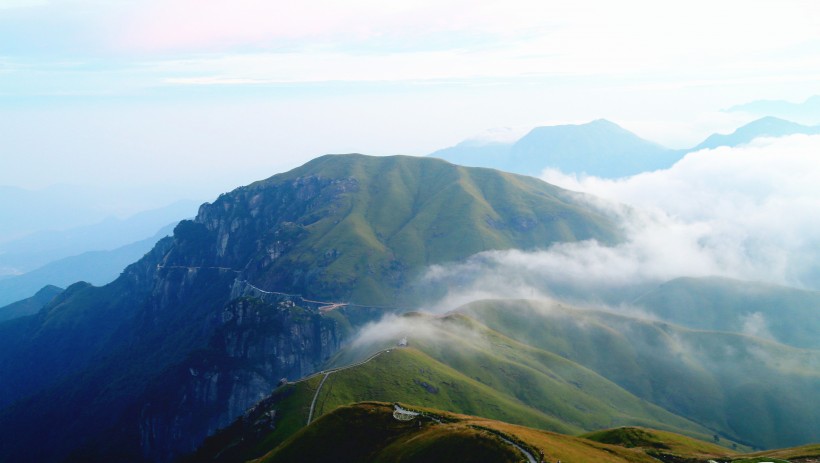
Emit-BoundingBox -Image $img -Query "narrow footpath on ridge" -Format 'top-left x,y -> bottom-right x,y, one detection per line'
304,349 -> 392,424
497,435 -> 538,463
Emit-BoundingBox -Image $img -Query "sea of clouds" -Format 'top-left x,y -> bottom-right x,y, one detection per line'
419,134 -> 820,310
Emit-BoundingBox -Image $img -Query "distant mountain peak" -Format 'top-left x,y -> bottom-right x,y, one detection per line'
429,118 -> 679,178
693,116 -> 820,151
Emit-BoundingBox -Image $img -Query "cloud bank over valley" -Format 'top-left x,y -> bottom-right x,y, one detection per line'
420,134 -> 820,310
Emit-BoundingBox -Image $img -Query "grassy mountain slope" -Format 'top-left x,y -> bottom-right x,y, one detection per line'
740,444 -> 820,462
256,402 -> 663,463
584,426 -> 736,457
188,312 -> 725,462
632,276 -> 820,349
255,402 -> 524,463
198,401 -> 820,463
313,347 -> 575,433
0,154 -> 623,463
326,314 -> 713,438
190,299 -> 819,461
235,154 -> 620,305
460,299 -> 820,449
585,427 -> 820,463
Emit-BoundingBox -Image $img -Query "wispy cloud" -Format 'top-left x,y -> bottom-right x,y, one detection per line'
421,135 -> 820,310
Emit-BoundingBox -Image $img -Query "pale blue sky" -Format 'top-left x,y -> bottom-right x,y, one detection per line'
2,0 -> 820,198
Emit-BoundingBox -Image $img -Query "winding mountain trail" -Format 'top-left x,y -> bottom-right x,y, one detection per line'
157,269 -> 396,314
307,373 -> 332,425
497,435 -> 538,463
156,264 -> 241,272
304,349 -> 392,424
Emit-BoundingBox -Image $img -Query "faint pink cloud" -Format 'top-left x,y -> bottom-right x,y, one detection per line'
114,0 -> 483,52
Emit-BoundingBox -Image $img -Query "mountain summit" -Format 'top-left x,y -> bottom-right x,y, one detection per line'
507,119 -> 678,177
0,154 -> 620,463
431,119 -> 681,178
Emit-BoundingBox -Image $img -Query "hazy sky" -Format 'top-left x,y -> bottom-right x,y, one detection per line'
3,0 -> 820,197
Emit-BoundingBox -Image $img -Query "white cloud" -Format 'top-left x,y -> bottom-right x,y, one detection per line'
0,0 -> 49,9
740,312 -> 774,340
89,0 -> 820,89
421,135 -> 820,310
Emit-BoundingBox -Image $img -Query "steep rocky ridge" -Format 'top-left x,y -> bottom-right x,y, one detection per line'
0,154 -> 620,463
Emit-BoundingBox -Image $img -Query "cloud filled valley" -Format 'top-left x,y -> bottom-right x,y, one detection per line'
419,134 -> 820,312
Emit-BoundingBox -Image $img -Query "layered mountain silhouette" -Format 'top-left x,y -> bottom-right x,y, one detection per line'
728,95 -> 820,122
692,116 -> 820,150
0,284 -> 62,322
430,116 -> 820,178
430,119 -> 679,178
0,199 -> 197,276
0,223 -> 177,308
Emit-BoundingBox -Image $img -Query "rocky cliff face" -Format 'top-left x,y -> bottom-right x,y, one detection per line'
0,178 -> 363,463
138,297 -> 345,462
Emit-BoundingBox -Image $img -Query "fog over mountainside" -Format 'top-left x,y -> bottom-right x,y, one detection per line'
430,117 -> 820,179
0,154 -> 622,463
422,135 -> 820,315
4,1 -> 820,461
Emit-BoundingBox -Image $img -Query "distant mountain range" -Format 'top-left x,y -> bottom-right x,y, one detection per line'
430,116 -> 820,178
0,185 -> 203,245
0,199 -> 198,277
728,95 -> 820,124
0,223 -> 176,308
692,116 -> 820,151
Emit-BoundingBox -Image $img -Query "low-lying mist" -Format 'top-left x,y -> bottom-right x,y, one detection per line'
337,136 -> 820,450
416,134 -> 820,312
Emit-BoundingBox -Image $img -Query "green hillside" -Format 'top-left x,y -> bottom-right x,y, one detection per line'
324,314 -> 714,438
190,300 -> 820,461
585,427 -> 820,463
739,443 -> 820,462
460,299 -> 820,449
188,312 -> 728,462
0,154 -> 626,463
633,276 -> 820,349
583,426 -> 737,456
254,402 -> 525,463
230,154 -> 620,305
255,402 -> 666,463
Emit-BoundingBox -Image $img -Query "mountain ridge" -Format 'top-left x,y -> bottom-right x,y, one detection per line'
0,154 -> 622,463
430,116 -> 820,178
